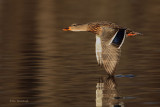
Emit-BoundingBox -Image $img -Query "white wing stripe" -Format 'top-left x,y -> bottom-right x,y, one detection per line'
96,35 -> 102,65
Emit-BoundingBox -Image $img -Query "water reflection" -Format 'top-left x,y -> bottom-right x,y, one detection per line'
96,77 -> 124,107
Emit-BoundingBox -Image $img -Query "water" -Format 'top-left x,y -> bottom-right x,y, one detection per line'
0,0 -> 160,107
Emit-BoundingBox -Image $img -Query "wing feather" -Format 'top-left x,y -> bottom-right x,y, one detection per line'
101,42 -> 121,75
95,35 -> 103,66
100,27 -> 126,75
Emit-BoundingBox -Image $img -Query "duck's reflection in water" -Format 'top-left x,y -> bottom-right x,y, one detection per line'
96,76 -> 124,107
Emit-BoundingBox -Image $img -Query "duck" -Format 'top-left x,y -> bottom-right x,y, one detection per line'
63,21 -> 142,76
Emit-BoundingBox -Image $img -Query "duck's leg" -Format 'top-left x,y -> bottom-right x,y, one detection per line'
96,35 -> 103,66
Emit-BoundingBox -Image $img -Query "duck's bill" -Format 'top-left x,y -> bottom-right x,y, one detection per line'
63,27 -> 71,31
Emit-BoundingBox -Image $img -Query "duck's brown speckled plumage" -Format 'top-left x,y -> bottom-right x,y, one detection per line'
87,21 -> 133,35
63,21 -> 142,75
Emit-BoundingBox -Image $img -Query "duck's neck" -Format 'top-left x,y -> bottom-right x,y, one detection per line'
76,24 -> 89,31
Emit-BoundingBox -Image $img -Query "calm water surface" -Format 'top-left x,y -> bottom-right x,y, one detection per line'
0,0 -> 160,107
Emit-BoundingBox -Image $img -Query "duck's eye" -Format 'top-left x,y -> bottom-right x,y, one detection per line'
72,24 -> 77,26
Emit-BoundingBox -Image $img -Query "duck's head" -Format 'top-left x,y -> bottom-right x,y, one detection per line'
63,24 -> 88,32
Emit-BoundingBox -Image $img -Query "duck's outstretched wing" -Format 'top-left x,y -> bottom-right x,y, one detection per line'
100,28 -> 126,75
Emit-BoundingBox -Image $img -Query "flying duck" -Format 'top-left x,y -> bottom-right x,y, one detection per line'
63,21 -> 142,75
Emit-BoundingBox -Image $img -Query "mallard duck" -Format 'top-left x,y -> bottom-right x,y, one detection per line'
63,21 -> 142,75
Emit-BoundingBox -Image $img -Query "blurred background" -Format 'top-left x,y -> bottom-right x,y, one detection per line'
0,0 -> 160,107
